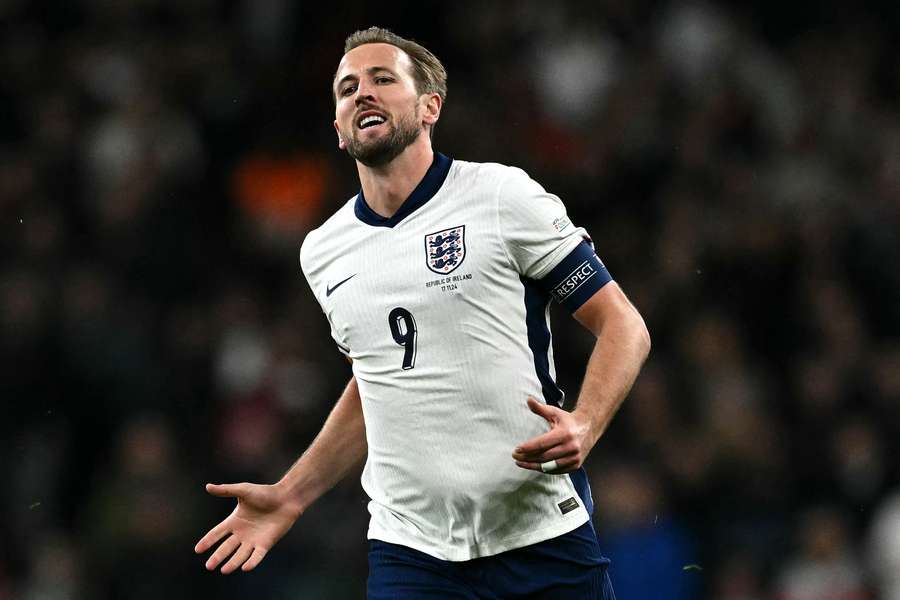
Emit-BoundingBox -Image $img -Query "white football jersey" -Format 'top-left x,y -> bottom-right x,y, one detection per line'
300,154 -> 612,561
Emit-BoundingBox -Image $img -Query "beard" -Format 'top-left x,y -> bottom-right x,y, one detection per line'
345,107 -> 422,167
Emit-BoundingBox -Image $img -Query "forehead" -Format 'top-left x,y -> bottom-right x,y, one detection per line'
334,43 -> 414,84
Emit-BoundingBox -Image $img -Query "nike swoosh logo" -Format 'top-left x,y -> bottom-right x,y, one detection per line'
326,274 -> 357,297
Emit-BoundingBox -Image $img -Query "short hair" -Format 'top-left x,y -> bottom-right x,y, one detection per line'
341,27 -> 447,103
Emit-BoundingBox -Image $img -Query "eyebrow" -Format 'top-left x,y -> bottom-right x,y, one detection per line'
334,66 -> 398,91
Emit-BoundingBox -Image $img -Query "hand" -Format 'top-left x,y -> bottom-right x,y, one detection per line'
194,482 -> 302,574
512,398 -> 595,474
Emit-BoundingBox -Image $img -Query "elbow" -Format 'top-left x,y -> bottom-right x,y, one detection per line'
631,310 -> 651,362
639,318 -> 651,361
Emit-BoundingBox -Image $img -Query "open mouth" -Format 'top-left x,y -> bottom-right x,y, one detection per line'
358,114 -> 386,130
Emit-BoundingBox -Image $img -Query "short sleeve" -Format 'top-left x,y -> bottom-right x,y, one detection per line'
496,167 -> 590,279
323,313 -> 351,355
300,232 -> 351,356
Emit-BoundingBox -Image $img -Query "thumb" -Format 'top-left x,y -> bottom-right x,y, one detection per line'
526,397 -> 560,423
205,482 -> 250,498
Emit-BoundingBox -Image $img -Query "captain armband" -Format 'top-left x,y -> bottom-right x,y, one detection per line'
539,240 -> 612,313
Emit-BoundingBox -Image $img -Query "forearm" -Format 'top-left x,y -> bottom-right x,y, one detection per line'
573,302 -> 650,445
276,376 -> 367,513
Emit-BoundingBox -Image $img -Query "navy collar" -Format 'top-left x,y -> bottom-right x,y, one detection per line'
354,153 -> 453,228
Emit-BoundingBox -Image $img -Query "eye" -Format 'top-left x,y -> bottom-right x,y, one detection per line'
340,84 -> 356,96
375,76 -> 394,84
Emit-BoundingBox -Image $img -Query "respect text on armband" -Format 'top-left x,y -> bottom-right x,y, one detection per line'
551,261 -> 597,303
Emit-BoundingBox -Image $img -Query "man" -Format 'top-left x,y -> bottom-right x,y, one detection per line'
195,27 -> 650,599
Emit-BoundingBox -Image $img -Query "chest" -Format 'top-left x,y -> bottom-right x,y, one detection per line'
320,198 -> 512,353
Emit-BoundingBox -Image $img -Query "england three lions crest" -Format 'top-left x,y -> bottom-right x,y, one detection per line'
425,225 -> 466,274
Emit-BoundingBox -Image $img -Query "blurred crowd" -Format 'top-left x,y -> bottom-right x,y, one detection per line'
1,0 -> 897,598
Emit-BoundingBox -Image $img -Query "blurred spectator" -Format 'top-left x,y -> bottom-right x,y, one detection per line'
20,532 -> 85,600
594,460 -> 700,600
774,506 -> 869,600
81,414 -> 200,598
711,552 -> 766,600
831,417 -> 886,511
867,492 -> 900,600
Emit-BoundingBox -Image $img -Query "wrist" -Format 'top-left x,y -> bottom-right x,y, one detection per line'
572,407 -> 604,446
274,478 -> 309,519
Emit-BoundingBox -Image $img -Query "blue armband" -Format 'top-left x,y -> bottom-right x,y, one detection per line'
540,240 -> 612,313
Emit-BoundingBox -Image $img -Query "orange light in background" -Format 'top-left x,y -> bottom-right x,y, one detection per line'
232,152 -> 330,236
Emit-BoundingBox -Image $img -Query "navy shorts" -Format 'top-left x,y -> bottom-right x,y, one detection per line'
367,521 -> 616,599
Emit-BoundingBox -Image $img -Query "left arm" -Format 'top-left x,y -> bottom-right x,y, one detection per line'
512,281 -> 650,473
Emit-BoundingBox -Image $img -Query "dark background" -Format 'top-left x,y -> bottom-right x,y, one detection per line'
2,0 -> 898,598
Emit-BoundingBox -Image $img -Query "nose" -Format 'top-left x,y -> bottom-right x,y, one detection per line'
354,80 -> 376,105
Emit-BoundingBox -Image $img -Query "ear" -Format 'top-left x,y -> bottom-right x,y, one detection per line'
421,93 -> 442,128
333,120 -> 346,150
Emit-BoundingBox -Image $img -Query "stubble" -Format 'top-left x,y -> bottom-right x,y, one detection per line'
346,104 -> 422,167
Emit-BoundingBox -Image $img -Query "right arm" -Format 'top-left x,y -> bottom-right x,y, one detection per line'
277,375 -> 367,511
194,376 -> 366,574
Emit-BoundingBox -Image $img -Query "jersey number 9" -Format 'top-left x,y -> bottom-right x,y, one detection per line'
388,307 -> 417,370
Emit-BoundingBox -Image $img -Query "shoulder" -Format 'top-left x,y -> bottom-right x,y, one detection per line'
444,160 -> 542,206
449,159 -> 530,187
300,195 -> 357,273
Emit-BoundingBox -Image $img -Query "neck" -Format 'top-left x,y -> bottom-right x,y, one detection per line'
356,137 -> 434,218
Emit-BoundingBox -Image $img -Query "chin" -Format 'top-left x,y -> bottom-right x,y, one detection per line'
349,139 -> 410,167
347,119 -> 421,167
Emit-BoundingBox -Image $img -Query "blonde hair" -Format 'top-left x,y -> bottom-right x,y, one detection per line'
341,27 -> 447,103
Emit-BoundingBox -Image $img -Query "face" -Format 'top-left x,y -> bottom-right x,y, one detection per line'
333,43 -> 439,167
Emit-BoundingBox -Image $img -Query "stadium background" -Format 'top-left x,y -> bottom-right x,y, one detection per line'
2,0 -> 898,598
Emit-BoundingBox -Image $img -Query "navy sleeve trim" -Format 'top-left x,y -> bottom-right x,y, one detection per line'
539,240 -> 612,313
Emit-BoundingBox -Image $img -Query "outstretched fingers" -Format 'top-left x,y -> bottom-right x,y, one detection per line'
205,534 -> 240,571
205,482 -> 249,498
220,543 -> 254,574
241,546 -> 269,572
195,521 -> 230,555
